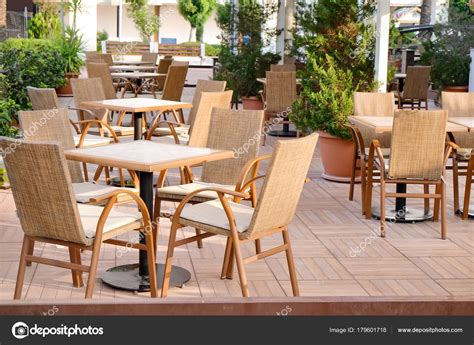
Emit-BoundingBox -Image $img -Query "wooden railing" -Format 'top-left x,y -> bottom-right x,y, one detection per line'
105,41 -> 201,57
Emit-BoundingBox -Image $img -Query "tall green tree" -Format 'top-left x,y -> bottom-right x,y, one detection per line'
178,0 -> 217,42
126,0 -> 160,42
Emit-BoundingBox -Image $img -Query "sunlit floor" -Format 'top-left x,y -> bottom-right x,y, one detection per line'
0,71 -> 472,301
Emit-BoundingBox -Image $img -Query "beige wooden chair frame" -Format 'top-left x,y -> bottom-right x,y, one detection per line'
392,66 -> 431,110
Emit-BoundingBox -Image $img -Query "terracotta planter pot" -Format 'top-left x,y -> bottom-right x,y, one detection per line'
318,131 -> 357,183
443,85 -> 469,93
242,96 -> 264,110
56,73 -> 80,97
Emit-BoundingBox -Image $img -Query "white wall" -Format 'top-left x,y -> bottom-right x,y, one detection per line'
97,4 -> 117,38
74,0 -> 98,51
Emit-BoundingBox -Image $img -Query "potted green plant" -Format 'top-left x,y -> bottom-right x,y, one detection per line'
0,99 -> 20,188
419,7 -> 474,93
215,0 -> 281,109
290,0 -> 377,181
55,27 -> 85,96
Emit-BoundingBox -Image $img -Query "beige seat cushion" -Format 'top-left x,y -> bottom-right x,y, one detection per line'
73,134 -> 114,148
78,203 -> 142,239
150,135 -> 189,146
87,125 -> 135,137
180,199 -> 254,236
73,182 -> 138,203
153,125 -> 190,137
455,147 -> 473,161
157,181 -> 237,202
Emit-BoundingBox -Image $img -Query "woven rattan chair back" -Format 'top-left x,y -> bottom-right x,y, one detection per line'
201,107 -> 263,185
402,66 -> 431,100
0,139 -> 87,244
389,110 -> 447,180
85,51 -> 100,60
441,92 -> 474,149
141,52 -> 158,64
97,53 -> 114,65
71,78 -> 108,122
18,109 -> 84,183
270,64 -> 296,72
188,80 -> 227,128
354,92 -> 395,148
265,71 -> 297,113
188,90 -> 233,147
27,87 -> 60,110
161,64 -> 189,101
246,133 -> 319,238
86,62 -> 117,99
157,58 -> 173,74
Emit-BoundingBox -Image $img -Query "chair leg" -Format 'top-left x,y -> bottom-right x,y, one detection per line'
379,180 -> 386,238
462,157 -> 473,220
68,247 -> 84,288
85,239 -> 102,299
82,163 -> 89,182
282,229 -> 299,297
144,226 -> 158,297
365,165 -> 374,219
221,237 -> 233,279
14,236 -> 32,299
255,239 -> 261,254
360,159 -> 367,215
152,196 -> 161,255
26,239 -> 34,267
424,184 -> 430,214
230,233 -> 249,297
161,223 -> 179,298
434,183 -> 441,222
441,181 -> 447,239
349,148 -> 357,201
195,228 -> 203,248
453,158 -> 460,213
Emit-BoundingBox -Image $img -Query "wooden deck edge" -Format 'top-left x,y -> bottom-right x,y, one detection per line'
0,297 -> 472,316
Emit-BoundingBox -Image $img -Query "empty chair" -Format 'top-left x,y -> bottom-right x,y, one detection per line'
393,66 -> 431,110
86,62 -> 119,99
270,64 -> 296,72
160,133 -> 319,297
154,57 -> 174,91
1,139 -> 156,299
141,52 -> 158,64
366,110 -> 455,239
26,86 -> 114,149
151,79 -> 227,137
97,53 -> 114,65
160,63 -> 189,102
441,92 -> 474,219
347,92 -> 395,214
262,71 -> 297,145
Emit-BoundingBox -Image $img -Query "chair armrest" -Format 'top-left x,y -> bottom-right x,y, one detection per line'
235,154 -> 272,194
74,120 -> 120,146
94,189 -> 152,240
445,141 -> 461,165
145,120 -> 183,143
368,139 -> 386,177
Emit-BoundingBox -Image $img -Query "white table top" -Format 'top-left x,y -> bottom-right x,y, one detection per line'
65,140 -> 233,172
111,72 -> 165,79
81,98 -> 192,113
448,117 -> 474,131
110,65 -> 159,72
112,61 -> 154,66
257,77 -> 302,85
349,116 -> 469,134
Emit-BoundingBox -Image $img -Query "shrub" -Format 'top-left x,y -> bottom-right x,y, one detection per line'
0,99 -> 20,138
205,43 -> 220,56
0,38 -> 66,110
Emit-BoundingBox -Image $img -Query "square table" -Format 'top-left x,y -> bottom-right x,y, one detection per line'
348,115 -> 470,223
448,117 -> 474,132
110,65 -> 159,72
111,72 -> 167,96
113,61 -> 154,66
81,98 -> 192,140
65,140 -> 234,291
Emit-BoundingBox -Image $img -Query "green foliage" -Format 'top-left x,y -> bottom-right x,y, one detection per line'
205,43 -> 221,56
0,39 -> 66,110
97,30 -> 109,53
450,0 -> 474,12
27,2 -> 62,39
215,0 -> 281,100
289,0 -> 377,139
419,8 -> 474,89
178,0 -> 217,41
0,99 -> 20,138
54,26 -> 85,74
126,0 -> 160,42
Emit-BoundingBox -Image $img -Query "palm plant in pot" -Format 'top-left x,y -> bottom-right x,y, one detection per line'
419,7 -> 474,93
290,0 -> 377,182
215,0 -> 281,109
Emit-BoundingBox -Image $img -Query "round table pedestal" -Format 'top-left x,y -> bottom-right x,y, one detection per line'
102,263 -> 191,292
371,206 -> 433,223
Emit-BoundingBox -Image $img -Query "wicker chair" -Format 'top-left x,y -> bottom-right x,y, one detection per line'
26,86 -> 114,149
151,79 -> 227,138
18,109 -> 138,201
71,78 -> 135,137
270,64 -> 296,72
262,71 -> 297,145
85,51 -> 101,60
141,52 -> 158,64
441,92 -> 474,219
392,66 -> 431,110
97,53 -> 114,65
1,139 -> 157,299
366,110 -> 455,239
348,92 -> 395,214
154,57 -> 174,92
86,62 -> 121,99
160,133 -> 319,297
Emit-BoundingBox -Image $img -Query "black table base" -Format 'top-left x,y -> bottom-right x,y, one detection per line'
102,264 -> 191,292
268,123 -> 297,138
455,208 -> 474,219
371,206 -> 433,223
